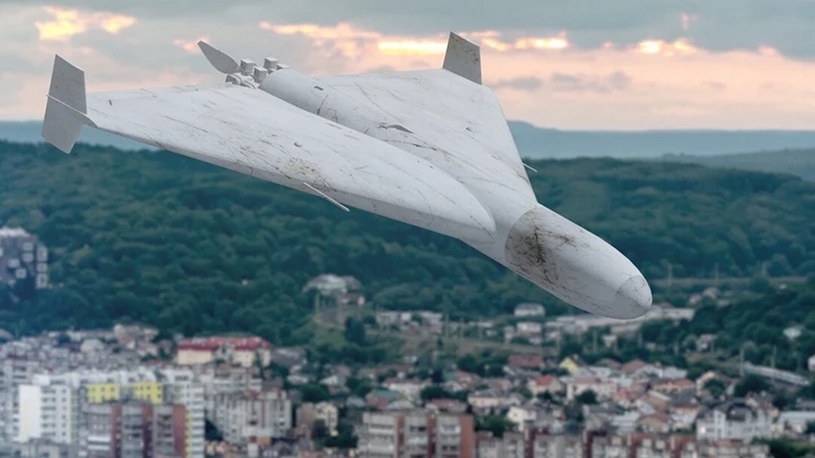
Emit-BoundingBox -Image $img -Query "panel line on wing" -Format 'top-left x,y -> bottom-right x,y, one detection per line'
303,182 -> 351,212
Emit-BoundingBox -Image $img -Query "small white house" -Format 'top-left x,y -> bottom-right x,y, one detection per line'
514,303 -> 545,318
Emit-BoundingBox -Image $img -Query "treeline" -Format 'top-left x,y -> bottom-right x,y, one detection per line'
1,141 -> 814,343
663,148 -> 815,182
689,279 -> 815,371
558,278 -> 815,373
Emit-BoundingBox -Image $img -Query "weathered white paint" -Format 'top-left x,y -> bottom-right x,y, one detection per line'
85,85 -> 496,244
443,32 -> 482,84
504,205 -> 651,319
41,32 -> 652,319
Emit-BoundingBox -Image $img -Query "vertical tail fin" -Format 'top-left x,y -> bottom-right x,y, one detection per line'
443,32 -> 482,85
42,55 -> 94,154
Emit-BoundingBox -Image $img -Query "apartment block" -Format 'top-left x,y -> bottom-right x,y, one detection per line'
0,227 -> 48,289
196,366 -> 262,415
358,410 -> 475,458
532,434 -> 583,458
162,372 -> 205,458
6,440 -> 78,458
476,431 -> 524,458
81,402 -> 187,458
175,337 -> 271,368
15,370 -> 204,458
17,376 -> 78,445
296,402 -> 339,437
210,389 -> 292,445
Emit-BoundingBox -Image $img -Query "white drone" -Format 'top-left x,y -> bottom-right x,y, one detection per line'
42,33 -> 651,319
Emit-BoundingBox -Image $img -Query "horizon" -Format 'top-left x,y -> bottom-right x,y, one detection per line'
5,118 -> 815,134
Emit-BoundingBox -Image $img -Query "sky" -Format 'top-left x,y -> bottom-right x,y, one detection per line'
1,1 -> 815,130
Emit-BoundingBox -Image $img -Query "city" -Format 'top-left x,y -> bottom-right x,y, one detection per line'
2,227 -> 815,458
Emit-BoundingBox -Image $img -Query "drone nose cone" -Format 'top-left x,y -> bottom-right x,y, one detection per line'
503,204 -> 653,319
613,275 -> 652,319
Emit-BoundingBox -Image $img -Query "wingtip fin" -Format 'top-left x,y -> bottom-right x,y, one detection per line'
443,32 -> 481,85
42,55 -> 93,154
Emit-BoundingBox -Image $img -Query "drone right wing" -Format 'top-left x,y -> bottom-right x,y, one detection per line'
316,34 -> 534,202
41,56 -> 495,242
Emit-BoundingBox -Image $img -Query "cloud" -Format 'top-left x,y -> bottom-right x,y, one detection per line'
635,39 -> 697,56
173,37 -> 209,54
491,77 -> 545,92
22,1 -> 815,58
259,22 -> 386,60
378,40 -> 448,55
703,81 -> 727,91
514,35 -> 570,51
549,71 -> 632,93
1,2 -> 815,130
260,22 -> 572,59
680,13 -> 698,31
260,22 -> 451,57
35,6 -> 136,42
607,71 -> 632,90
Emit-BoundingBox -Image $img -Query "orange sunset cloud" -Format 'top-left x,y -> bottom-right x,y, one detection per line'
254,22 -> 815,129
35,6 -> 136,42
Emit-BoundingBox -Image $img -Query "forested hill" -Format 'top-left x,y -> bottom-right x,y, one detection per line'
1,141 -> 814,343
661,149 -> 815,182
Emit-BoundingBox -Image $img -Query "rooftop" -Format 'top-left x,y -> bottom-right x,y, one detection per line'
177,336 -> 271,351
0,227 -> 30,238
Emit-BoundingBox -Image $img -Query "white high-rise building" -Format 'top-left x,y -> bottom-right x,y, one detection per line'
162,369 -> 205,458
0,358 -> 40,441
17,374 -> 78,444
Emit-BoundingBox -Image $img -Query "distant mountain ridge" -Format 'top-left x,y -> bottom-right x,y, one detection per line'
4,120 -> 815,159
509,121 -> 815,159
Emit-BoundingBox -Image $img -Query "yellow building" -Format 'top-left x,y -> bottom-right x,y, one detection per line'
86,381 -> 164,405
558,357 -> 581,375
86,383 -> 121,404
132,381 -> 164,405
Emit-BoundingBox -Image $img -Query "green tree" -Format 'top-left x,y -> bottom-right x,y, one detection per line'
344,317 -> 366,345
576,390 -> 598,405
346,377 -> 374,398
420,385 -> 453,402
703,378 -> 726,399
734,375 -> 770,397
324,420 -> 358,449
312,420 -> 330,442
477,415 -> 516,438
299,384 -> 331,403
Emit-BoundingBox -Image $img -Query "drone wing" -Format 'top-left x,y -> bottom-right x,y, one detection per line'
41,56 -> 495,242
319,33 -> 533,196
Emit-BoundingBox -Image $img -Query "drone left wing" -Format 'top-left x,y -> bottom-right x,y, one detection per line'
41,56 -> 495,242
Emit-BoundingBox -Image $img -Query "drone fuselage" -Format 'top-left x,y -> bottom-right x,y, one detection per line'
257,68 -> 651,319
